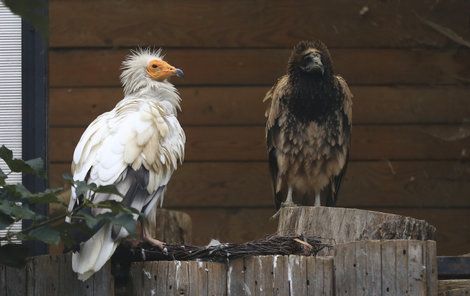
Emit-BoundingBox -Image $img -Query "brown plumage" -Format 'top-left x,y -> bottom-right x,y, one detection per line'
264,40 -> 352,210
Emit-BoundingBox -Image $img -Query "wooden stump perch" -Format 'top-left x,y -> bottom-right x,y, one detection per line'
1,207 -> 444,295
277,206 -> 436,249
153,209 -> 192,244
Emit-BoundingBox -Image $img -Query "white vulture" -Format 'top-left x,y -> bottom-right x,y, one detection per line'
66,49 -> 185,281
264,40 -> 352,210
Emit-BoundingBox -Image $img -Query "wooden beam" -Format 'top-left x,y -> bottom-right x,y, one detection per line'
49,0 -> 470,48
438,257 -> 470,279
49,161 -> 470,208
49,49 -> 470,87
49,125 -> 470,162
49,86 -> 470,126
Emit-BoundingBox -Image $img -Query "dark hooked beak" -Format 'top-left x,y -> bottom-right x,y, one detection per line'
175,68 -> 184,78
311,56 -> 324,75
303,54 -> 324,75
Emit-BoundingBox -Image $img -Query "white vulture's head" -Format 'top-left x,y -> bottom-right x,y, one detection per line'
120,48 -> 184,96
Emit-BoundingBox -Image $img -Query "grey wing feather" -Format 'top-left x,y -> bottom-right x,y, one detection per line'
111,167 -> 165,239
264,76 -> 289,210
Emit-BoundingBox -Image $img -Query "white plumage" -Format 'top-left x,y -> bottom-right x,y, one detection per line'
66,49 -> 185,281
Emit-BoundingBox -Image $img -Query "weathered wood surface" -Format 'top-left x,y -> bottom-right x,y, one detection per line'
153,209 -> 192,244
51,161 -> 470,208
335,240 -> 438,296
49,125 -> 470,162
439,288 -> 470,296
50,86 -> 470,126
277,207 -> 436,251
49,0 -> 469,48
50,49 -> 470,87
439,280 -> 470,296
128,255 -> 334,295
0,253 -> 113,296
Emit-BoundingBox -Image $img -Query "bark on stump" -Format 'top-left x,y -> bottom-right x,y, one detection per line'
277,206 -> 436,254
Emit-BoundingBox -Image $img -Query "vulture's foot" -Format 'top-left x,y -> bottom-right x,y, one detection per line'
271,201 -> 297,219
144,236 -> 166,250
281,201 -> 297,208
125,238 -> 142,248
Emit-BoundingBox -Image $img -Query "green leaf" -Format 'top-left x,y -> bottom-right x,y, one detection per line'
0,200 -> 37,220
109,213 -> 136,236
0,146 -> 13,162
0,185 -> 23,200
74,181 -> 90,198
26,189 -> 62,204
0,146 -> 45,177
28,226 -> 61,245
78,211 -> 101,229
0,184 -> 51,203
93,184 -> 123,197
0,212 -> 14,230
0,244 -> 28,268
24,158 -> 46,177
0,167 -> 6,186
13,184 -> 32,198
56,222 -> 91,250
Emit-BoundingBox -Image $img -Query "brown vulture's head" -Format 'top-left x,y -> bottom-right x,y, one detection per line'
288,40 -> 334,79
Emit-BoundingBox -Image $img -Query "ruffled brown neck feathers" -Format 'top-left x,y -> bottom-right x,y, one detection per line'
286,40 -> 340,123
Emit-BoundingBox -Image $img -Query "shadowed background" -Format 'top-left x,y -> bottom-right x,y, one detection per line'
47,0 -> 470,255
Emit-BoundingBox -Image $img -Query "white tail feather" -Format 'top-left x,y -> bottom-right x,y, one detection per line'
72,223 -> 119,281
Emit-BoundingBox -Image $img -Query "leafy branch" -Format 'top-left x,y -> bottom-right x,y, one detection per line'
0,145 -> 138,268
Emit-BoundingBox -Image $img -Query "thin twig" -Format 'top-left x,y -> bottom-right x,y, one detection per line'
0,203 -> 85,242
114,235 -> 331,263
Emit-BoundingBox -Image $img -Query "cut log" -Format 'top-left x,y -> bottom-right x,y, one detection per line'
277,206 -> 436,250
153,209 -> 192,244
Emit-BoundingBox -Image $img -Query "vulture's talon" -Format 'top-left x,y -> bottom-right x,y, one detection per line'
281,201 -> 297,208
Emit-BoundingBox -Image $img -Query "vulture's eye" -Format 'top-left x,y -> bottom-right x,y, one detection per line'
151,64 -> 158,69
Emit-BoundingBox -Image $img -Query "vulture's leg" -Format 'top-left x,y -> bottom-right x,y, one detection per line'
140,204 -> 166,250
141,217 -> 166,250
281,187 -> 296,207
314,193 -> 321,206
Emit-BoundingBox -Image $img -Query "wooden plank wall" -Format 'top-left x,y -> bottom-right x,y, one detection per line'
48,0 -> 470,255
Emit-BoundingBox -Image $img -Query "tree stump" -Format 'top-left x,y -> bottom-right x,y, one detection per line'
153,209 -> 192,244
277,207 -> 436,251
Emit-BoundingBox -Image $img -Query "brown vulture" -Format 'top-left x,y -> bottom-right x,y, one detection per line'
264,40 -> 353,210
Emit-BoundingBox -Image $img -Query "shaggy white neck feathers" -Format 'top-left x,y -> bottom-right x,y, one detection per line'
120,48 -> 181,113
